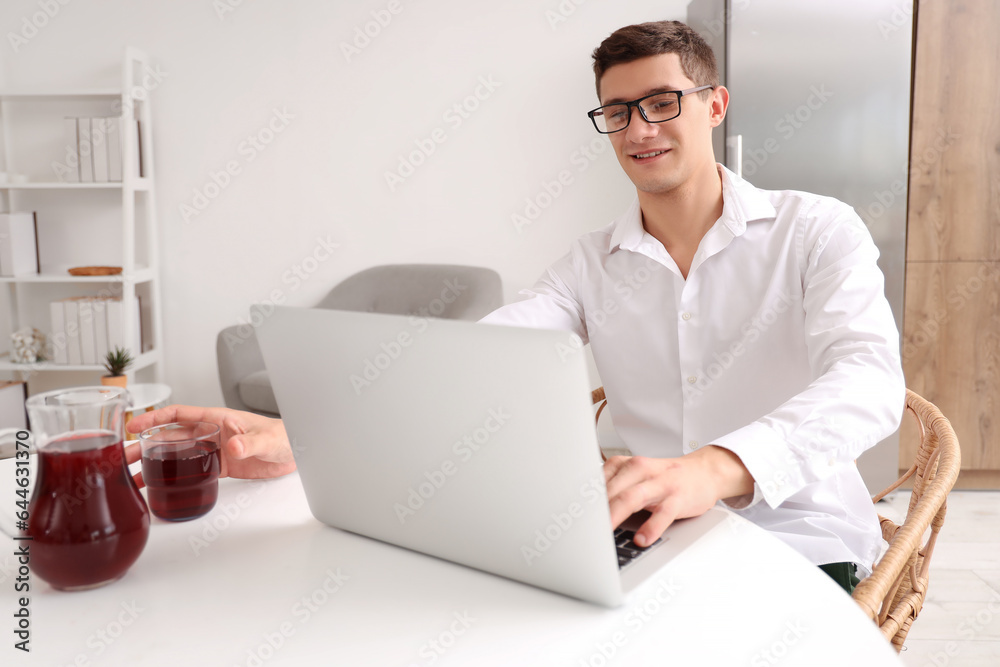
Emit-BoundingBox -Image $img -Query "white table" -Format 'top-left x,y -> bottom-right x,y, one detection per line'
125,383 -> 172,412
0,472 -> 902,666
123,383 -> 171,438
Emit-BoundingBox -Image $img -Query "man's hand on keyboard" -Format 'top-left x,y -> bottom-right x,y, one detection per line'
603,445 -> 754,547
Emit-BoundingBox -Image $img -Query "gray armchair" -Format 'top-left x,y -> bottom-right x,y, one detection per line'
217,264 -> 503,416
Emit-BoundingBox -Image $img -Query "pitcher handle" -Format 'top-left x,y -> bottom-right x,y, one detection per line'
0,428 -> 34,538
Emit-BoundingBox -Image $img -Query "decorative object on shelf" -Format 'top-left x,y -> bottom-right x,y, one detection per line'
68,266 -> 123,276
101,345 -> 134,387
10,327 -> 46,364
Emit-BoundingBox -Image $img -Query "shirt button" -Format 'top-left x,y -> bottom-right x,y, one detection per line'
681,312 -> 692,321
687,376 -> 697,384
689,440 -> 699,449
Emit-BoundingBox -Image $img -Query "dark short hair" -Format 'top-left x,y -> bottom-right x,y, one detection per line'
591,20 -> 719,100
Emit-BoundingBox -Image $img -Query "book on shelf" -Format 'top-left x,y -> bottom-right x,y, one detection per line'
49,295 -> 144,366
133,119 -> 143,178
134,295 -> 143,354
63,297 -> 83,365
0,212 -> 39,277
93,296 -> 110,363
107,116 -> 123,182
0,381 -> 28,432
138,294 -> 152,352
78,297 -> 97,365
61,116 -> 139,183
48,300 -> 68,364
114,295 -> 146,353
77,118 -> 95,182
91,118 -> 109,183
61,117 -> 80,183
106,296 -> 124,354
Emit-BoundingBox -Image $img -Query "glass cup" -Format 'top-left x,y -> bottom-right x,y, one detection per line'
0,386 -> 150,591
139,422 -> 221,521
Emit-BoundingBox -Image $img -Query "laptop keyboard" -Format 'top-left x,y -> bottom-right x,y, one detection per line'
614,528 -> 663,569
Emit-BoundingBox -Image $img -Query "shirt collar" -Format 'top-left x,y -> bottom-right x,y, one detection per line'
608,164 -> 776,252
716,164 -> 776,235
608,197 -> 644,252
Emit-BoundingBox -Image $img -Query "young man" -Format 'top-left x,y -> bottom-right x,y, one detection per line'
127,21 -> 904,594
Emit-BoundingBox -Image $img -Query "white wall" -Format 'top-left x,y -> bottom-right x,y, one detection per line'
0,0 -> 693,406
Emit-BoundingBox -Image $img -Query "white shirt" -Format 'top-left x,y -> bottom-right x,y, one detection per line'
480,165 -> 905,575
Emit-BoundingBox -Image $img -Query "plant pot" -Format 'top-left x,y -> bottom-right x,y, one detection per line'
101,375 -> 128,388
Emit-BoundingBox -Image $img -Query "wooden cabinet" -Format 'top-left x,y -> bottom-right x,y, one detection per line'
902,0 -> 1000,486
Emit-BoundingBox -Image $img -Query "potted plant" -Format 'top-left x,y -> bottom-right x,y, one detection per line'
101,346 -> 134,388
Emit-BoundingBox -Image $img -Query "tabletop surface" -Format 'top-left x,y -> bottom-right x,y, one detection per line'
0,470 -> 903,667
125,383 -> 172,411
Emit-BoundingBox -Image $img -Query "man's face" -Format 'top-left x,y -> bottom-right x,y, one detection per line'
598,53 -> 724,195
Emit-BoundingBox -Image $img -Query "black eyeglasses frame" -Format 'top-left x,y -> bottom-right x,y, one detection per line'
587,85 -> 716,134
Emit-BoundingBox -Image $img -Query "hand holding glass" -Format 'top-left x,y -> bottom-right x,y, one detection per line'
139,422 -> 221,521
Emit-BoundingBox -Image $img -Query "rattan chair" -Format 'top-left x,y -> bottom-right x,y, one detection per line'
852,389 -> 961,651
590,387 -> 961,651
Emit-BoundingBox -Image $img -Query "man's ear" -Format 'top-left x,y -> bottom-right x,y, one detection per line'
708,86 -> 729,128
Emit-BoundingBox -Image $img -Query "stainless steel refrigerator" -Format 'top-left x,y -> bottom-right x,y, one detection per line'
688,0 -> 912,493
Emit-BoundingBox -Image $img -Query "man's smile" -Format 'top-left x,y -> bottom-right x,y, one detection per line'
629,148 -> 671,162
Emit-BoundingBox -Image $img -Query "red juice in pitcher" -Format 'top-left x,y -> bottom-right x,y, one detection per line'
27,432 -> 150,591
141,442 -> 221,521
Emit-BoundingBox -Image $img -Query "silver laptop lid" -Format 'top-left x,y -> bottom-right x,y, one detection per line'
255,306 -> 624,606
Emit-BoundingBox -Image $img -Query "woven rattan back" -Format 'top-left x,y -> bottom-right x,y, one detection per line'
851,390 -> 961,651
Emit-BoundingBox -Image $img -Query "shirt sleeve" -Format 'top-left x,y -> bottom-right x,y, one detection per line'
710,204 -> 906,510
478,250 -> 589,342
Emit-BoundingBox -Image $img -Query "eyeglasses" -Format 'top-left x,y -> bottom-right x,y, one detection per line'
587,85 -> 715,134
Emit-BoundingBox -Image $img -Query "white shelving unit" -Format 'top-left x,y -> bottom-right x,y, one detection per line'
0,48 -> 163,388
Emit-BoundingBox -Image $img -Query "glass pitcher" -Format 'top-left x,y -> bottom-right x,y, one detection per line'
0,386 -> 150,591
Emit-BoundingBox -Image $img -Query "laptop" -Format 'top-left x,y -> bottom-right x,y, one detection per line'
254,306 -> 726,607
